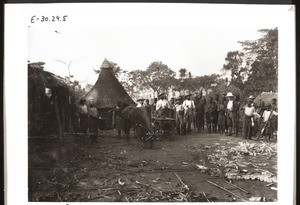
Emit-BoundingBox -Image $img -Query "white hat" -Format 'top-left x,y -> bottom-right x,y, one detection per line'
248,95 -> 255,100
226,92 -> 234,97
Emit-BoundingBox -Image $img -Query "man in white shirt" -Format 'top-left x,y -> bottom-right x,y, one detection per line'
242,95 -> 255,139
156,93 -> 170,117
182,93 -> 195,134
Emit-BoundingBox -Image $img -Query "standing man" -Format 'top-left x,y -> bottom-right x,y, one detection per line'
182,93 -> 195,134
88,102 -> 99,142
234,95 -> 241,137
225,92 -> 236,136
271,98 -> 278,134
242,96 -> 255,140
151,98 -> 158,116
174,97 -> 184,135
156,93 -> 170,117
194,94 -> 202,133
217,97 -> 227,134
169,97 -> 176,118
144,99 -> 152,117
78,98 -> 89,133
205,97 -> 218,133
112,105 -> 124,139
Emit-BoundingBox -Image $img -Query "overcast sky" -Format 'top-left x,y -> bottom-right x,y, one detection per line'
26,3 -> 283,86
28,26 -> 268,85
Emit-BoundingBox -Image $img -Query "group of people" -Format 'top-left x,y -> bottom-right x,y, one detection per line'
72,98 -> 100,140
72,91 -> 278,142
135,92 -> 196,135
135,91 -> 278,140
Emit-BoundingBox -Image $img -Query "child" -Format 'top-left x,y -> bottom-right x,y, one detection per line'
258,104 -> 278,141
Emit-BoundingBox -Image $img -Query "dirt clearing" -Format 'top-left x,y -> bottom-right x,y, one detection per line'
28,131 -> 277,202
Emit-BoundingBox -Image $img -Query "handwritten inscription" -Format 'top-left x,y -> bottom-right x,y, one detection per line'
31,15 -> 68,23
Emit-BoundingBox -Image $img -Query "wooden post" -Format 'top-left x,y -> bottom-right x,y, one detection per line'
53,97 -> 63,139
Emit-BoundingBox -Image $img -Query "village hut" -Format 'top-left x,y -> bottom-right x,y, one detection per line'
253,91 -> 278,105
82,58 -> 136,129
28,62 -> 84,138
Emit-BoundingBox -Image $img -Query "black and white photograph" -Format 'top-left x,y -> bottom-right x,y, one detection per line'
4,3 -> 295,205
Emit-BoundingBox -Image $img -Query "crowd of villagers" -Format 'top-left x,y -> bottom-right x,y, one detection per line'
31,80 -> 277,142
30,86 -> 278,142
134,91 -> 278,141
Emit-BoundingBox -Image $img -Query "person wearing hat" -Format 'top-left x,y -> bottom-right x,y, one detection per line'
136,98 -> 145,107
182,93 -> 195,134
156,93 -> 170,117
174,97 -> 184,135
225,92 -> 236,136
242,96 -> 256,140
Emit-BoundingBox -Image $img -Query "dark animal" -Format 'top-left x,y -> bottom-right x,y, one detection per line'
117,101 -> 155,148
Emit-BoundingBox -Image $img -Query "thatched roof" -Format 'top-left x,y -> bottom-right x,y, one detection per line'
253,91 -> 278,104
28,63 -> 65,88
82,59 -> 136,109
28,63 -> 85,100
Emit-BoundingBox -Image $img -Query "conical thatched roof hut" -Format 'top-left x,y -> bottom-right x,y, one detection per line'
82,58 -> 136,109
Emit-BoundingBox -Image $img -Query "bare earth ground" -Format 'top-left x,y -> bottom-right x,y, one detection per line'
28,130 -> 277,202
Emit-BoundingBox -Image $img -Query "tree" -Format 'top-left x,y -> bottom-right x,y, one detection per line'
175,74 -> 220,93
222,51 -> 247,90
146,61 -> 176,93
239,28 -> 278,95
128,61 -> 176,95
179,68 -> 187,79
110,62 -> 122,78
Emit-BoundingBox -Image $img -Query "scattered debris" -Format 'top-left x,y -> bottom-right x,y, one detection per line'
195,164 -> 222,177
248,197 -> 276,202
174,172 -> 189,191
206,180 -> 247,202
29,134 -> 277,202
224,180 -> 249,194
118,179 -> 125,186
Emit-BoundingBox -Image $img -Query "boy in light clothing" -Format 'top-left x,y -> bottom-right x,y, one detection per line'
257,104 -> 278,141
